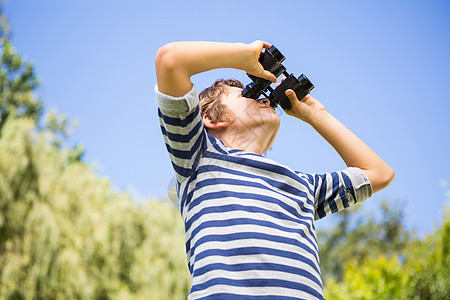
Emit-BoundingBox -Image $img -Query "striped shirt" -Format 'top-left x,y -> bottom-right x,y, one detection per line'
156,85 -> 372,299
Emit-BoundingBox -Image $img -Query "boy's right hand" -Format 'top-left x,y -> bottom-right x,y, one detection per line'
243,40 -> 278,83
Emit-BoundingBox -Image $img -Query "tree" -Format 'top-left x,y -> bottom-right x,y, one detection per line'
0,4 -> 190,298
318,201 -> 410,283
0,104 -> 190,300
405,203 -> 449,299
0,4 -> 42,134
319,199 -> 450,299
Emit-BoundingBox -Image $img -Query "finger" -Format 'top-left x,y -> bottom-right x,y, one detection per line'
281,89 -> 296,112
285,89 -> 298,102
276,76 -> 286,88
299,94 -> 311,102
261,41 -> 272,50
253,40 -> 271,52
263,70 -> 277,83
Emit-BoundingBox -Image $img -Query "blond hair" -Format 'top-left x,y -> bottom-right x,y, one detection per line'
199,79 -> 244,124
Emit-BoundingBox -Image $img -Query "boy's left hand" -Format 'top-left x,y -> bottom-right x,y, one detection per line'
284,88 -> 326,125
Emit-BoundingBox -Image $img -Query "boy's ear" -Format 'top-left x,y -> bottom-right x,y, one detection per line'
202,114 -> 228,129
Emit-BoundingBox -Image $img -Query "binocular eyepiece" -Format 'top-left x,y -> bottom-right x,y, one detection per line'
241,45 -> 314,110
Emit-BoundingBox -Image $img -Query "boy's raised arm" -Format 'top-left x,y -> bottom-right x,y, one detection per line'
285,92 -> 395,193
155,41 -> 277,97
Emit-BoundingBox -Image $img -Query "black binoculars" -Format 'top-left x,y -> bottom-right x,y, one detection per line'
242,45 -> 314,110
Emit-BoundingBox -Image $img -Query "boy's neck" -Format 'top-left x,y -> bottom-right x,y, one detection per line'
208,125 -> 277,155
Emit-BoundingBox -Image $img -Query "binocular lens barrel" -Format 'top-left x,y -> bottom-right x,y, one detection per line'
267,45 -> 285,63
242,82 -> 262,99
242,46 -> 287,100
241,45 -> 314,110
270,74 -> 315,110
259,46 -> 286,75
299,74 -> 314,93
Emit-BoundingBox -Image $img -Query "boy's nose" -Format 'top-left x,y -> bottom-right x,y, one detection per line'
258,98 -> 271,106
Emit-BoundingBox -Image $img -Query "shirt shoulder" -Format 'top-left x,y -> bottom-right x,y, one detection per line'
155,84 -> 199,115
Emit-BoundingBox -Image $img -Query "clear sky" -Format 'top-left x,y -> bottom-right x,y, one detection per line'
6,0 -> 450,236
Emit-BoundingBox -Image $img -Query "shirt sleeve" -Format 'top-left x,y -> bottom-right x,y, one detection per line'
308,167 -> 373,220
155,84 -> 206,182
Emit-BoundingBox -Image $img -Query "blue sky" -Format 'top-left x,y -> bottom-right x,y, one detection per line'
6,0 -> 450,235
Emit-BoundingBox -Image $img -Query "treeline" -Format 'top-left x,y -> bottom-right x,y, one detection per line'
0,7 -> 189,299
0,5 -> 448,299
0,117 -> 190,299
319,202 -> 449,299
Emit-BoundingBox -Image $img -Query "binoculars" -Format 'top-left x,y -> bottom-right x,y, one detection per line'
242,45 -> 314,110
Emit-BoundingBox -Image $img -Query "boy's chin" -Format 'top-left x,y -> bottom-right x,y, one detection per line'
268,115 -> 281,130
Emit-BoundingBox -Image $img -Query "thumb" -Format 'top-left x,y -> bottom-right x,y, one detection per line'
285,89 -> 298,104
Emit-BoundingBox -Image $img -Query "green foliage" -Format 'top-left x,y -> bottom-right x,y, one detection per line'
320,202 -> 450,299
0,38 -> 42,133
0,5 -> 190,298
318,202 -> 410,282
0,117 -> 190,299
325,255 -> 409,300
405,205 -> 450,299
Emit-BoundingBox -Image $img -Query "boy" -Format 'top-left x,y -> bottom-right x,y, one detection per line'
155,41 -> 394,299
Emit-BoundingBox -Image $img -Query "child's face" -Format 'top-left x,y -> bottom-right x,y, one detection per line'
221,86 -> 280,134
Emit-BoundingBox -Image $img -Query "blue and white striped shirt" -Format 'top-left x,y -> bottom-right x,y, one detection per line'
156,85 -> 372,299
